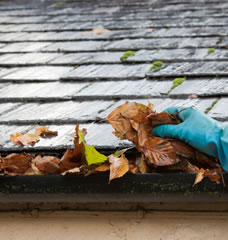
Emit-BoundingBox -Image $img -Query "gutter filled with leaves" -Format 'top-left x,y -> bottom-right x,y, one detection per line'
0,101 -> 225,188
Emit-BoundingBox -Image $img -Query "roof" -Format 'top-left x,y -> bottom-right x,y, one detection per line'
0,0 -> 227,154
0,0 -> 227,211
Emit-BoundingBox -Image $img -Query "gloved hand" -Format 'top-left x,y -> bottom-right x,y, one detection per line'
152,107 -> 228,172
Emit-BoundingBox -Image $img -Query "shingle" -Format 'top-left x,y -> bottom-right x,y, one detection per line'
208,98 -> 228,121
0,82 -> 87,100
147,61 -> 228,78
126,49 -> 228,62
62,64 -> 150,80
0,53 -> 62,65
76,79 -> 173,98
43,41 -> 111,52
169,79 -> 228,97
0,100 -> 116,123
0,42 -> 52,52
1,66 -> 74,81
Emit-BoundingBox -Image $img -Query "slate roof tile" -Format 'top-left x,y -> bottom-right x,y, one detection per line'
0,0 -> 226,152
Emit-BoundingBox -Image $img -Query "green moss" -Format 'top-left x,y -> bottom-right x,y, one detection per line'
55,1 -> 63,6
167,77 -> 186,94
98,109 -> 105,114
207,48 -> 216,55
78,83 -> 93,93
120,51 -> 135,61
204,98 -> 219,114
149,61 -> 164,71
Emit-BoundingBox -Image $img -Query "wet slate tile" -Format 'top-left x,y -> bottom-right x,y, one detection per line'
1,66 -> 74,81
0,53 -> 62,65
62,64 -> 150,80
148,27 -> 228,38
0,100 -> 115,123
2,27 -> 227,42
0,32 -> 29,41
208,98 -> 228,121
147,61 -> 228,78
0,15 -> 49,24
50,52 -> 123,64
126,49 -> 228,62
0,82 -> 87,100
76,79 -> 173,98
43,41 -> 111,52
169,79 -> 228,97
0,102 -> 20,115
0,42 -> 52,53
107,37 -> 226,50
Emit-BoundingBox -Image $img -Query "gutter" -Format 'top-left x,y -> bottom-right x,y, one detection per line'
0,173 -> 227,211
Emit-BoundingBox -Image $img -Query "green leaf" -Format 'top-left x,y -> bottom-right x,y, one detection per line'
78,129 -> 107,165
84,145 -> 107,165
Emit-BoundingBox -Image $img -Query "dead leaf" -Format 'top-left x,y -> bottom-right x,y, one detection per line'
205,169 -> 221,184
35,127 -> 58,138
0,153 -> 33,174
61,167 -> 81,176
10,133 -> 39,146
109,154 -> 129,182
193,168 -> 205,186
33,155 -> 60,174
82,28 -> 110,35
92,8 -> 109,13
95,162 -> 110,172
59,125 -> 84,172
107,101 -> 218,170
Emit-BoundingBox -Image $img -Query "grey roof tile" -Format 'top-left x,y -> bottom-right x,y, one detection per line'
0,53 -> 62,65
1,66 -> 74,81
208,98 -> 228,121
0,100 -> 115,123
76,79 -> 173,98
0,0 -> 226,152
169,79 -> 228,97
0,82 -> 87,100
147,61 -> 228,78
62,64 -> 150,80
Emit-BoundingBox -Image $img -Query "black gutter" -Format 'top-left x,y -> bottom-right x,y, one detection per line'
0,173 -> 228,211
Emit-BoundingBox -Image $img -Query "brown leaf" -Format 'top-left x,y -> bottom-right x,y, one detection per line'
59,125 -> 84,172
95,162 -> 110,172
136,155 -> 151,173
35,126 -> 58,138
109,154 -> 129,182
33,155 -> 60,174
24,162 -> 42,175
0,153 -> 33,174
205,169 -> 221,184
107,101 -> 218,169
61,167 -> 81,176
10,133 -> 39,146
82,28 -> 110,35
92,8 -> 109,14
193,168 -> 205,186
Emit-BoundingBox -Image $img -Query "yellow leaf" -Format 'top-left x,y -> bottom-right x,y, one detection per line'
109,154 -> 129,182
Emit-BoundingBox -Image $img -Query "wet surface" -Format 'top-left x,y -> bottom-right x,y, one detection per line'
0,0 -> 227,151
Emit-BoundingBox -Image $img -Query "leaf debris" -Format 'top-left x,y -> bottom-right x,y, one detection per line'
3,102 -> 224,186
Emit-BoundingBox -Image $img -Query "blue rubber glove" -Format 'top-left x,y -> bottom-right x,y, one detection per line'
152,107 -> 228,172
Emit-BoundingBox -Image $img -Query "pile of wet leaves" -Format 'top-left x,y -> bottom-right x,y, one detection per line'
1,101 -> 225,185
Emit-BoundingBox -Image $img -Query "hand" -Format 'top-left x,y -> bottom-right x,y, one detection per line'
152,107 -> 223,158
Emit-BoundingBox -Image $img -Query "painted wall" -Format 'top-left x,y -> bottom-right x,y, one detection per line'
0,211 -> 227,240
